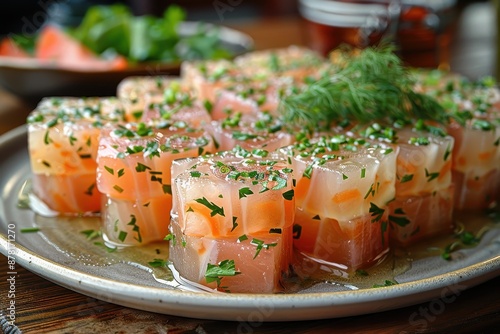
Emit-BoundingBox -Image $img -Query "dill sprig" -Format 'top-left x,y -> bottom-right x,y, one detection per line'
280,44 -> 447,131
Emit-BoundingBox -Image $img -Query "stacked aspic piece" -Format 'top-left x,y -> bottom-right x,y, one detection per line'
169,147 -> 294,293
27,97 -> 125,214
97,121 -> 215,246
26,45 -> 500,293
27,81 -> 216,247
413,70 -> 500,210
281,135 -> 398,272
352,121 -> 455,246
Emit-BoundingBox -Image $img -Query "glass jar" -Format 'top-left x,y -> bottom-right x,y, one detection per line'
299,0 -> 457,69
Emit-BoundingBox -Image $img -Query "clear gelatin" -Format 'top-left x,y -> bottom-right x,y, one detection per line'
172,148 -> 294,238
388,184 -> 455,246
417,73 -> 500,210
234,45 -> 325,81
142,93 -> 211,128
27,97 -> 125,215
293,209 -> 389,274
169,147 -> 295,292
97,122 -> 214,200
169,219 -> 293,294
28,118 -> 101,175
180,59 -> 240,104
355,121 -> 455,246
447,120 -> 500,210
101,194 -> 171,247
181,57 -> 299,119
282,135 -> 397,272
117,75 -> 184,122
451,168 -> 500,210
34,96 -> 125,119
393,126 -> 454,197
96,122 -> 214,246
206,112 -> 294,152
31,173 -> 101,214
284,135 -> 397,221
209,81 -> 282,120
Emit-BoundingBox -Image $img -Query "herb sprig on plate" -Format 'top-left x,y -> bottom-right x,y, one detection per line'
280,44 -> 447,131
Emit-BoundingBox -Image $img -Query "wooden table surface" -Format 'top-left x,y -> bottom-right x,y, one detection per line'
1,2 -> 499,333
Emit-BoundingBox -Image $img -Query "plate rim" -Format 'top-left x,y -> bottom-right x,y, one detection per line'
1,233 -> 499,321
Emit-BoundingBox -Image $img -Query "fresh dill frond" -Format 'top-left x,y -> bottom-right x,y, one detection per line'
280,44 -> 447,131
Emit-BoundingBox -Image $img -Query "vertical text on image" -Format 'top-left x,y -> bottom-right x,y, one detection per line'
6,223 -> 18,327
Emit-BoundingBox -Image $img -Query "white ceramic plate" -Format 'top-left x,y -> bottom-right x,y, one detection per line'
1,126 -> 499,321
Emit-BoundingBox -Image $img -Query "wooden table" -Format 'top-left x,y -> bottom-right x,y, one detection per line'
1,2 -> 499,333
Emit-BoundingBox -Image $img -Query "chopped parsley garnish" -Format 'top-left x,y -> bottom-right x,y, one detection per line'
79,154 -> 92,159
69,134 -> 77,146
44,131 -> 52,145
204,100 -> 213,114
205,259 -> 240,287
148,259 -> 168,268
472,119 -> 493,131
355,269 -> 369,277
400,174 -> 414,183
373,280 -> 397,288
237,234 -> 248,242
364,183 -> 376,199
231,217 -> 238,232
250,238 -> 277,259
232,132 -> 259,141
389,214 -> 410,227
369,203 -> 385,223
20,227 -> 40,233
269,52 -> 280,72
162,184 -> 172,195
270,174 -> 287,190
442,227 -> 481,261
93,242 -> 117,253
81,229 -> 102,240
195,197 -> 225,217
425,168 -> 440,182
113,185 -> 124,193
444,144 -> 452,161
164,233 -> 176,246
239,187 -> 254,199
127,214 -> 142,243
135,163 -> 151,172
303,165 -> 313,179
282,189 -> 294,200
84,183 -> 95,196
409,137 -> 430,146
118,230 -> 128,242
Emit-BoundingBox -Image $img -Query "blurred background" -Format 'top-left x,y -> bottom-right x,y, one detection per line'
0,1 -> 493,30
0,0 -> 497,78
0,0 -> 299,34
